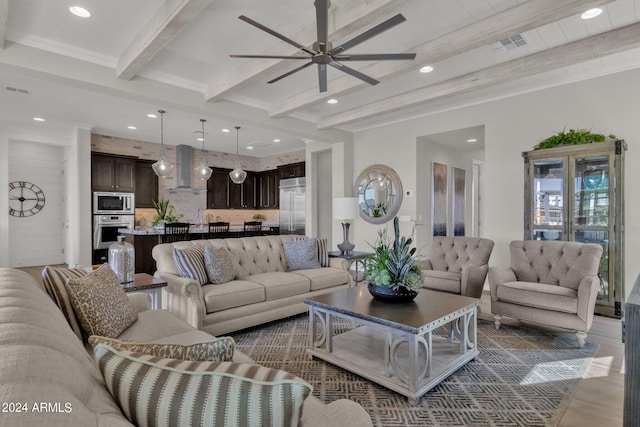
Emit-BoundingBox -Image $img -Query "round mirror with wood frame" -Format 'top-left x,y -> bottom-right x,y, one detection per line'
355,164 -> 403,224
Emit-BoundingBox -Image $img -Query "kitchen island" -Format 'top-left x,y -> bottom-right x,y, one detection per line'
119,224 -> 281,274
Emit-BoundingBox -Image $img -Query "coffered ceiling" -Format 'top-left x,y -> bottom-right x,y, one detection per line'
1,0 -> 640,156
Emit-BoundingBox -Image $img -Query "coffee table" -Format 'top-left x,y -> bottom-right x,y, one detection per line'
304,287 -> 479,404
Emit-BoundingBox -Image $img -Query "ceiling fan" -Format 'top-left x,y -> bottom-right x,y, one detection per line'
230,0 -> 416,92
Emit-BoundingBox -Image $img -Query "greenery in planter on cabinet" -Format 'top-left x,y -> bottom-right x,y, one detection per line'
533,128 -> 617,150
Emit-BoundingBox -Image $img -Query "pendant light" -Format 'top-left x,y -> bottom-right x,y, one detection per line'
229,125 -> 247,184
194,119 -> 212,181
152,110 -> 174,178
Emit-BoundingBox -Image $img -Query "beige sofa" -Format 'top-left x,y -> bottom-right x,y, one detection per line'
0,267 -> 371,426
153,235 -> 353,336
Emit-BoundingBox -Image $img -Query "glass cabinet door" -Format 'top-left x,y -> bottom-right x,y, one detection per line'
571,154 -> 612,302
531,159 -> 565,241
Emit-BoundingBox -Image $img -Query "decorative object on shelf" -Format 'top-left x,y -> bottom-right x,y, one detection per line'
229,126 -> 247,184
108,236 -> 135,283
533,127 -> 617,150
194,119 -> 212,181
151,199 -> 183,226
152,110 -> 174,178
8,181 -> 45,217
355,164 -> 403,225
252,213 -> 266,220
229,0 -> 415,93
333,197 -> 359,254
365,216 -> 423,303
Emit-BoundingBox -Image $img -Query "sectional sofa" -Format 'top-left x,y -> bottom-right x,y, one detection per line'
0,267 -> 371,426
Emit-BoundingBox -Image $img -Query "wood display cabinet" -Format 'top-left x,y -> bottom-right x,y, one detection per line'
134,159 -> 158,208
522,140 -> 626,318
91,153 -> 136,192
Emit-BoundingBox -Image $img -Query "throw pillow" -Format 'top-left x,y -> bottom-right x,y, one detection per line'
88,335 -> 235,362
294,236 -> 329,267
203,246 -> 235,284
283,238 -> 321,271
42,265 -> 90,340
65,263 -> 138,338
173,243 -> 208,285
94,344 -> 312,427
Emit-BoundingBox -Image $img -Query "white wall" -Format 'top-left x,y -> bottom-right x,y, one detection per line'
352,67 -> 640,300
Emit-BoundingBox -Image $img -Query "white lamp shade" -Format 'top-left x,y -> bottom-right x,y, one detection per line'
333,197 -> 359,220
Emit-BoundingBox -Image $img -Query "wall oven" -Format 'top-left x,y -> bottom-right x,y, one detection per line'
93,192 -> 135,215
93,215 -> 135,250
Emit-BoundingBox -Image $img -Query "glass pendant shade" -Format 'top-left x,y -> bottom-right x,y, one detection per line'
229,125 -> 246,184
194,119 -> 212,181
153,109 -> 174,178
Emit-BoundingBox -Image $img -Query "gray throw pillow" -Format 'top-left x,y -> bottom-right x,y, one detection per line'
284,238 -> 321,271
204,246 -> 236,284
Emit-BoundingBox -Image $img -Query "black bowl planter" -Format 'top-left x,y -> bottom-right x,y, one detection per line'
367,282 -> 418,303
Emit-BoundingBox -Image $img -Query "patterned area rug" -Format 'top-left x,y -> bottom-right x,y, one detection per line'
230,314 -> 598,426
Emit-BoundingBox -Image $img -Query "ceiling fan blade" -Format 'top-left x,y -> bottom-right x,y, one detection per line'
314,0 -> 329,52
318,64 -> 328,92
230,54 -> 310,60
267,62 -> 314,84
329,61 -> 379,86
334,53 -> 416,61
239,15 -> 316,55
328,14 -> 406,55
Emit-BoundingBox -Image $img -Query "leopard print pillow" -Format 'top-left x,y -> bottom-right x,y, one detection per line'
66,264 -> 137,338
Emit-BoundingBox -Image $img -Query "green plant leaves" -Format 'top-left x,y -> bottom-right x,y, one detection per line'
533,128 -> 617,150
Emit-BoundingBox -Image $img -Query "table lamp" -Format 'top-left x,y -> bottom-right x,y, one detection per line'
333,197 -> 359,254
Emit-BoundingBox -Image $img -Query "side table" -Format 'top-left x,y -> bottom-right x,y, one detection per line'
122,273 -> 167,310
328,250 -> 373,285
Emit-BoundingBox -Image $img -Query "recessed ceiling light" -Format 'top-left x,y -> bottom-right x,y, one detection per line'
69,6 -> 91,18
581,8 -> 603,19
327,99 -> 338,104
246,146 -> 254,150
146,113 -> 157,119
467,138 -> 478,143
33,117 -> 45,122
196,137 -> 204,142
273,139 -> 281,143
221,128 -> 230,133
419,65 -> 434,73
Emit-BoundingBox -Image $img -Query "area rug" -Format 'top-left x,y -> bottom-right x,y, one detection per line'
230,314 -> 598,427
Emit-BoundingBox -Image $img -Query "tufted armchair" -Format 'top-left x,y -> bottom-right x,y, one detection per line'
490,240 -> 603,348
419,236 -> 495,299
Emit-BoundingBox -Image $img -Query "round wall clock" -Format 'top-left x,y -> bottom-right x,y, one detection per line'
8,181 -> 46,217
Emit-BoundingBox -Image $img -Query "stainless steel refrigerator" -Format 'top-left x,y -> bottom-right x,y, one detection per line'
279,177 -> 305,235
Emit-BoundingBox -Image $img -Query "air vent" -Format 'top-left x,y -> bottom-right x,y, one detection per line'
4,86 -> 31,95
489,34 -> 528,53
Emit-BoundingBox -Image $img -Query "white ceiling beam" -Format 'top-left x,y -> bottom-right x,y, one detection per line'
270,0 -> 615,118
204,0 -> 405,102
317,22 -> 640,130
0,0 -> 8,50
116,0 -> 213,80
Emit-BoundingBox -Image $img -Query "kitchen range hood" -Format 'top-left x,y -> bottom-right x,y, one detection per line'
167,144 -> 206,194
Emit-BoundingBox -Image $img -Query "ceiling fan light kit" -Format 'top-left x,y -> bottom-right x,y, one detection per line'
230,0 -> 416,92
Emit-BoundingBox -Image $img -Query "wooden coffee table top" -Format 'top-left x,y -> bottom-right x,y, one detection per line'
305,287 -> 479,334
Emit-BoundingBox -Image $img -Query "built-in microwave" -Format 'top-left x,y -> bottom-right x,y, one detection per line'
93,192 -> 135,214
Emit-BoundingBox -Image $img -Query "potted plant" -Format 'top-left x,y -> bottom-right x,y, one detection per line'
533,127 -> 617,150
151,199 -> 183,229
252,213 -> 266,220
365,216 -> 423,302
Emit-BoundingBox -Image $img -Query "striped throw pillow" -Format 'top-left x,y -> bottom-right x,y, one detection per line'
88,335 -> 235,362
94,344 -> 312,427
173,243 -> 208,285
294,237 -> 329,267
42,264 -> 90,340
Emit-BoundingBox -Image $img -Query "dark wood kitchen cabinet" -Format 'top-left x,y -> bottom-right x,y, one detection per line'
258,170 -> 279,208
134,160 -> 158,208
92,153 -> 135,192
207,168 -> 231,208
277,162 -> 305,179
229,172 -> 256,209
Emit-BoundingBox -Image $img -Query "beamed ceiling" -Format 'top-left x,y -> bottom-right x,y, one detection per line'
1,0 -> 640,156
